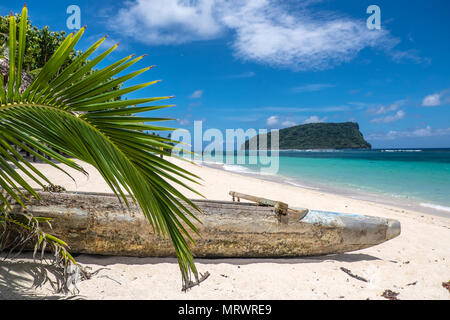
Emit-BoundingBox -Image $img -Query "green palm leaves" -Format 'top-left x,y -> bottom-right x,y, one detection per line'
0,5 -> 202,289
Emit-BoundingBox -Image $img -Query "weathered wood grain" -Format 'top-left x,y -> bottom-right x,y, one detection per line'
7,191 -> 401,258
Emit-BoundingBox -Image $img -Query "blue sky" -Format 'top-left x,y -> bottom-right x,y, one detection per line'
3,0 -> 450,148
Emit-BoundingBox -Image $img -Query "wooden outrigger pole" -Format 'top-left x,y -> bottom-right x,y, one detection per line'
229,191 -> 309,223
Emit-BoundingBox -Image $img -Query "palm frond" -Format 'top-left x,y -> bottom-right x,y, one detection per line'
0,5 -> 203,290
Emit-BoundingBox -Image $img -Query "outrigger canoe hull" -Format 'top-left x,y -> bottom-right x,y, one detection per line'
11,191 -> 400,257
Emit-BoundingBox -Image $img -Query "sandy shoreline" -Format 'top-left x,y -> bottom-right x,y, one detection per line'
1,159 -> 449,299
199,159 -> 449,218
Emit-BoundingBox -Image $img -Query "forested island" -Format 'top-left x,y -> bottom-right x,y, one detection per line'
242,122 -> 371,150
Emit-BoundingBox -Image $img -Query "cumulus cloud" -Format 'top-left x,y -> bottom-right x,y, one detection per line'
371,110 -> 405,123
422,93 -> 442,107
190,89 -> 204,99
113,0 -> 223,44
302,115 -> 327,124
266,115 -> 280,128
368,126 -> 450,140
220,0 -> 389,70
266,116 -> 297,128
422,89 -> 450,107
112,0 -> 397,70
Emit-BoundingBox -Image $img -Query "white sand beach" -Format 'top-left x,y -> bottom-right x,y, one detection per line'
1,158 -> 449,300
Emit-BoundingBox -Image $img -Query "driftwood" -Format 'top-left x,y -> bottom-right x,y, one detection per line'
340,267 -> 368,282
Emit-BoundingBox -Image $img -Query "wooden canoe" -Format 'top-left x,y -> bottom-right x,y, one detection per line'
9,190 -> 401,258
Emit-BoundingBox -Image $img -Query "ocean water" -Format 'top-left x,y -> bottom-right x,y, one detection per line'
196,149 -> 450,216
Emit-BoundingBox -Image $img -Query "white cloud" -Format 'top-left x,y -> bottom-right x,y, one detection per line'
266,115 -> 280,128
302,115 -> 327,124
387,49 -> 430,65
367,100 -> 406,115
422,93 -> 441,107
114,0 -> 223,44
112,0 -> 395,70
371,110 -> 405,123
190,89 -> 204,99
177,114 -> 192,125
281,120 -> 297,127
266,115 -> 297,128
220,0 -> 389,70
422,89 -> 450,107
293,83 -> 335,93
368,126 -> 450,140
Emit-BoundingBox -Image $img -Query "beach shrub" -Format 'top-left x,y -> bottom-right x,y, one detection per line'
0,13 -> 122,93
0,13 -> 76,75
0,5 -> 201,291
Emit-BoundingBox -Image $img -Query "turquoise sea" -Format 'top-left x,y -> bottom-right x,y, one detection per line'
197,148 -> 450,216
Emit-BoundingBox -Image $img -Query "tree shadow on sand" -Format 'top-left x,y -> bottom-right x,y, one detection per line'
0,257 -> 83,300
0,252 -> 381,298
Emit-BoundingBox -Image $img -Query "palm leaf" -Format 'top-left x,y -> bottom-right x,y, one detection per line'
0,5 -> 203,290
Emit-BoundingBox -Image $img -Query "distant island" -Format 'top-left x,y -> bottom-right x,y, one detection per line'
242,122 -> 371,150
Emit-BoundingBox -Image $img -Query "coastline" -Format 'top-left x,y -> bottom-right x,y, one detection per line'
198,157 -> 450,219
17,157 -> 448,220
2,158 -> 449,300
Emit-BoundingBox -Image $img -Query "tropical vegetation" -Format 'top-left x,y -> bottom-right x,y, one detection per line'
1,13 -> 76,76
243,122 -> 372,150
0,5 -> 202,291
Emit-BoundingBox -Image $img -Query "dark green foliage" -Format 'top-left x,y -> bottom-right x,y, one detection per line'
0,14 -> 122,97
0,14 -> 75,73
243,122 -> 371,150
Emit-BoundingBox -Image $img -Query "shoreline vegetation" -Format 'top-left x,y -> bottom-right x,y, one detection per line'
2,158 -> 449,299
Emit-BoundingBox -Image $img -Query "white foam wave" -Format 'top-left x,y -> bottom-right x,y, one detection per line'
285,181 -> 320,190
382,149 -> 422,153
200,160 -> 225,166
420,203 -> 450,213
279,149 -> 342,152
222,164 -> 253,173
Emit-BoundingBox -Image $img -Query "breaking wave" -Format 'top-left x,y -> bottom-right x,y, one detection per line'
420,203 -> 450,213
